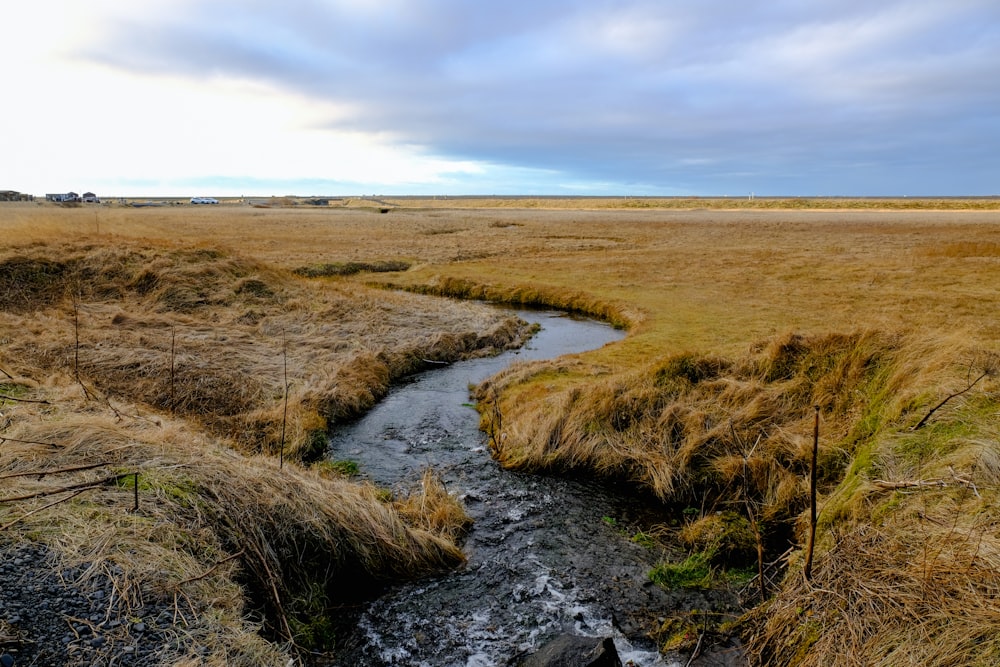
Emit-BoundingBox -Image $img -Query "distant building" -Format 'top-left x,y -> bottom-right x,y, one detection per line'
82,192 -> 100,203
0,190 -> 33,201
45,192 -> 81,202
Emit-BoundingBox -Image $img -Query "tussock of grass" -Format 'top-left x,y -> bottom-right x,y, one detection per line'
384,274 -> 640,330
479,330 -> 914,509
649,551 -> 713,589
293,259 -> 411,277
744,514 -> 1000,666
0,241 -> 529,460
393,469 -> 474,543
0,385 -> 469,663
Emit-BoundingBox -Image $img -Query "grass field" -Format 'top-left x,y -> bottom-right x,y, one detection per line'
3,199 -> 1000,665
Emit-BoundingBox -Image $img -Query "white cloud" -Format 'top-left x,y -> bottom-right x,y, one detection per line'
1,1 -> 497,196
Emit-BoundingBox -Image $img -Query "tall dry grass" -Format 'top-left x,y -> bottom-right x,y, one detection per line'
476,330 -> 923,525
0,235 -> 527,662
0,240 -> 528,460
744,500 -> 1000,666
0,380 -> 469,663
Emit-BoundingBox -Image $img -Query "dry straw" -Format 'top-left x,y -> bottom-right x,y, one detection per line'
0,238 -> 524,663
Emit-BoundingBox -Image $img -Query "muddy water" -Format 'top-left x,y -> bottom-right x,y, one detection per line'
328,311 -> 705,666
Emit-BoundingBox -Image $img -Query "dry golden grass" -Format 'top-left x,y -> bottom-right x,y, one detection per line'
0,238 -> 527,459
0,380 -> 468,664
0,222 -> 526,662
745,498 -> 1000,666
5,200 -> 1000,665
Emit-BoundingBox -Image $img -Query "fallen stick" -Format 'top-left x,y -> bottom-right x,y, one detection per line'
0,473 -> 131,504
872,478 -> 946,490
0,461 -> 111,480
177,550 -> 246,586
0,488 -> 91,531
0,394 -> 50,405
0,436 -> 64,449
872,475 -> 982,494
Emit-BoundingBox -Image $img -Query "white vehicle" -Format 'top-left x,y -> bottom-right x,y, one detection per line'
190,197 -> 219,204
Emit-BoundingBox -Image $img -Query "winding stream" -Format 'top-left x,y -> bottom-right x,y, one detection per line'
328,310 -> 681,666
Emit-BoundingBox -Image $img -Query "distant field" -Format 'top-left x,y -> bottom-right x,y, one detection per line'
20,194 -> 1000,210
5,200 -> 1000,352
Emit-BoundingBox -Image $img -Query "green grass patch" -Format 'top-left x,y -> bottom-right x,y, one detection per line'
287,582 -> 338,650
631,530 -> 657,549
0,383 -> 29,404
313,459 -> 360,477
649,551 -> 714,589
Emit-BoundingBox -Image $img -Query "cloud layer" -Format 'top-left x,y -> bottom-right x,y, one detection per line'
12,0 -> 1000,194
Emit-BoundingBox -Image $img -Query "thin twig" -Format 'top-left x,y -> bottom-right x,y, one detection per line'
872,478 -> 947,490
0,488 -> 91,531
245,536 -> 293,640
0,366 -> 14,380
72,290 -> 95,401
280,331 -> 288,469
103,397 -> 160,426
0,394 -> 50,405
911,370 -> 989,430
177,550 -> 246,586
804,406 -> 820,582
0,473 -> 132,504
170,327 -> 176,412
0,461 -> 111,480
0,436 -> 64,449
132,471 -> 139,512
685,613 -> 707,667
949,466 -> 981,498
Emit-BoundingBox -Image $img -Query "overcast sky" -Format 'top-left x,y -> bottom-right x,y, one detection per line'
4,1 -> 999,197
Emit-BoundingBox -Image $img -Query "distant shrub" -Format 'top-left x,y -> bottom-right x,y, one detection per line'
293,260 -> 411,277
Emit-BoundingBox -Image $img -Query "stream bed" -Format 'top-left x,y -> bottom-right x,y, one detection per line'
327,310 -> 740,666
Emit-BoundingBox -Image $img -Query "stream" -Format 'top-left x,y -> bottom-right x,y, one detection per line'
327,310 -> 726,666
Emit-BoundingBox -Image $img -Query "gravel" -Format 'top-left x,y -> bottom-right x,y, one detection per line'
0,541 -> 192,666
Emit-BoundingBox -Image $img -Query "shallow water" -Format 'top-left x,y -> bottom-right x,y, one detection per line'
328,311 -> 683,666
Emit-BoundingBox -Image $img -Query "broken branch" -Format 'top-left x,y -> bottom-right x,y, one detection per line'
0,394 -> 50,405
0,473 -> 132,504
0,461 -> 111,480
911,370 -> 989,430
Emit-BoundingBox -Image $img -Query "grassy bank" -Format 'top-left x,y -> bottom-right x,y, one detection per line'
0,236 -> 527,663
3,202 -> 1000,664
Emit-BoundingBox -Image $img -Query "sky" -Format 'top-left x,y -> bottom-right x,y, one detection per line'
3,0 -> 1000,197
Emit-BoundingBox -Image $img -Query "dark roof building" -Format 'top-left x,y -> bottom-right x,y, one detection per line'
0,190 -> 33,201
